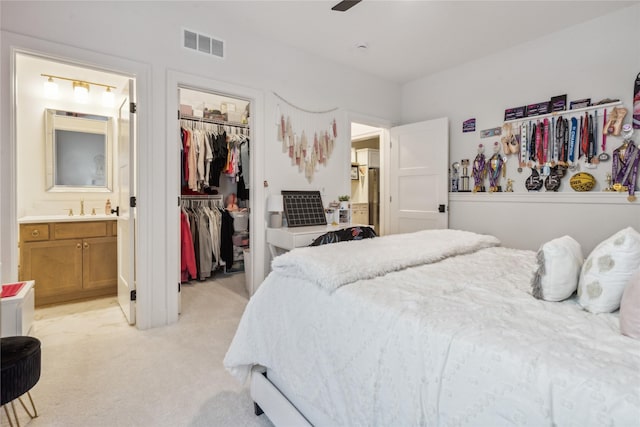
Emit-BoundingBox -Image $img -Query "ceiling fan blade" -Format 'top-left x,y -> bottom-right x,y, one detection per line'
331,0 -> 362,12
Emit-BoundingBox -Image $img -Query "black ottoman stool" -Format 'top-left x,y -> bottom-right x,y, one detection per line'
1,336 -> 41,427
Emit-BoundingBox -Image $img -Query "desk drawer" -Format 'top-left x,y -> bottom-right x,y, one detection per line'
20,224 -> 50,242
292,232 -> 324,248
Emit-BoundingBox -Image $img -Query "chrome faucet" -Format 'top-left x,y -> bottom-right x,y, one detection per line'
80,199 -> 85,216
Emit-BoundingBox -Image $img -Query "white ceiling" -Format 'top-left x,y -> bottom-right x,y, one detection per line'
212,0 -> 638,84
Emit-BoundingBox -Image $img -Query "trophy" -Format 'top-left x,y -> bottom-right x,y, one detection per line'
451,162 -> 460,192
460,159 -> 470,192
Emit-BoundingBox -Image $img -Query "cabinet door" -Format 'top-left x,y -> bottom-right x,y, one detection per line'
82,236 -> 117,290
21,239 -> 83,303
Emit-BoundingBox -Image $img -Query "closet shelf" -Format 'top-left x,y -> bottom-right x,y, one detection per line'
179,113 -> 249,128
503,101 -> 622,125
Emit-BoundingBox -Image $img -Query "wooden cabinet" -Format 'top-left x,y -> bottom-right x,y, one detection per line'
19,220 -> 117,306
356,148 -> 380,168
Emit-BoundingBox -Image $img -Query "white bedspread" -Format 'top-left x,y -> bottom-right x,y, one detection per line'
224,235 -> 640,426
271,228 -> 499,292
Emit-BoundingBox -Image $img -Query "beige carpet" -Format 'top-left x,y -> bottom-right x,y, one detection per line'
1,274 -> 274,427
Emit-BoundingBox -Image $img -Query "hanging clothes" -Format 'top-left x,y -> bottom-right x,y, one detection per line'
180,196 -> 225,282
220,209 -> 235,269
180,211 -> 197,282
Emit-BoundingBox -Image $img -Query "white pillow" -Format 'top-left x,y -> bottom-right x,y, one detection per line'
531,235 -> 583,301
578,227 -> 640,313
620,269 -> 640,339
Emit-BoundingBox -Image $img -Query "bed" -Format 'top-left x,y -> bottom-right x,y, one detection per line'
224,229 -> 640,426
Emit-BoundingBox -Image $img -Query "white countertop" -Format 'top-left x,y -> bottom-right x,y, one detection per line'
18,214 -> 117,224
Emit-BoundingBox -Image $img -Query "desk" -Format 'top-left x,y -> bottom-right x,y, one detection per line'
1,280 -> 35,337
266,224 -> 370,257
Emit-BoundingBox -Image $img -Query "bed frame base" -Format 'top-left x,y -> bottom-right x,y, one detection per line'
250,367 -> 312,426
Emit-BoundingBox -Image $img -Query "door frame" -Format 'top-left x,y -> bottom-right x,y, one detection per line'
346,112 -> 392,236
0,31 -> 154,328
166,71 -> 265,321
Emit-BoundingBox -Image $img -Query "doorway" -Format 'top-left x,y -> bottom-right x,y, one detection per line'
13,52 -> 136,324
177,86 -> 252,299
351,122 -> 385,235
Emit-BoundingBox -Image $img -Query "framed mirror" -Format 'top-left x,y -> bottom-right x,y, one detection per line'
45,109 -> 113,192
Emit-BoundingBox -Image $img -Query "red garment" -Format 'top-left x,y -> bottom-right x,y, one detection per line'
180,211 -> 197,282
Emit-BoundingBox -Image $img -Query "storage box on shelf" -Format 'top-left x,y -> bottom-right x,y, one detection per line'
1,280 -> 35,337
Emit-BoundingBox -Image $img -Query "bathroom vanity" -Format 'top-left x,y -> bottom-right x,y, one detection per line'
18,216 -> 117,306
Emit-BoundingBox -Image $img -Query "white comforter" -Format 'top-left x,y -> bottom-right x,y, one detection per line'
224,231 -> 640,426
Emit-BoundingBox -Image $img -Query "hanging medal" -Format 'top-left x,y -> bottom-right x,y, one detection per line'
587,112 -> 597,165
545,166 -> 561,191
519,122 -> 528,172
634,72 -> 640,129
525,167 -> 543,191
569,117 -> 578,169
542,118 -> 550,175
598,109 -> 611,161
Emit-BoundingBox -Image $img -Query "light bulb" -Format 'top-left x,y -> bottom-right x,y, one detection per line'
102,87 -> 115,107
43,77 -> 59,99
73,81 -> 89,103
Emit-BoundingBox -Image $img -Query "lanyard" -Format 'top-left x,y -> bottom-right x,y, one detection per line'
542,118 -> 550,164
569,117 -> 578,163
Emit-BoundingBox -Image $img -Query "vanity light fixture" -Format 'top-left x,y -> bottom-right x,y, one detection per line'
102,87 -> 115,108
41,74 -> 116,107
43,76 -> 59,99
73,80 -> 90,103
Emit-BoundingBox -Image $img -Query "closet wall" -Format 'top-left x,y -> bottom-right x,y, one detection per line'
179,88 -> 250,282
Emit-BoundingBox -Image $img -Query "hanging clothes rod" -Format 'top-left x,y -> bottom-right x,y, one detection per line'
179,113 -> 249,129
180,195 -> 223,208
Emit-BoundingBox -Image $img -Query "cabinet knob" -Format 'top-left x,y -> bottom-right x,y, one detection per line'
76,243 -> 82,249
31,229 -> 40,237
83,242 -> 90,249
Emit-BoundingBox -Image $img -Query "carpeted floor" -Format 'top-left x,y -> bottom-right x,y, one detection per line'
1,273 -> 274,427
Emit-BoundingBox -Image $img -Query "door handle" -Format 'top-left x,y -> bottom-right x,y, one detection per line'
111,206 -> 120,216
84,242 -> 90,249
438,204 -> 446,213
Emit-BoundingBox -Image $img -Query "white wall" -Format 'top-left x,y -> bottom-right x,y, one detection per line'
401,5 -> 640,253
0,1 -> 400,327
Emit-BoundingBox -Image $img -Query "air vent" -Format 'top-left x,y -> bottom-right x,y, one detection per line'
183,29 -> 224,58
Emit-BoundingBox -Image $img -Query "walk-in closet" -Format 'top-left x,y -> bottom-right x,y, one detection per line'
178,87 -> 251,291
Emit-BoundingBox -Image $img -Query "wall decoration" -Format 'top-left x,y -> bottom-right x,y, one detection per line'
570,98 -> 591,109
462,118 -> 476,133
274,92 -> 338,183
350,165 -> 358,180
480,127 -> 501,138
526,101 -> 551,117
551,94 -> 567,112
504,106 -> 525,121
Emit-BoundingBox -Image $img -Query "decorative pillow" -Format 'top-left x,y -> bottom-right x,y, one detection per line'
531,235 -> 583,301
578,227 -> 640,313
620,269 -> 640,339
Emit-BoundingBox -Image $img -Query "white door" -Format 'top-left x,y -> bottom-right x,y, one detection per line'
388,118 -> 449,234
116,79 -> 136,324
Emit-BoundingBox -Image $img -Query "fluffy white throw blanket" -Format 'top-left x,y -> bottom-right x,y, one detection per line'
271,228 -> 500,292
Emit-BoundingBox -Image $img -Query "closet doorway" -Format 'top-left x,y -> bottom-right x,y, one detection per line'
176,86 -> 253,307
